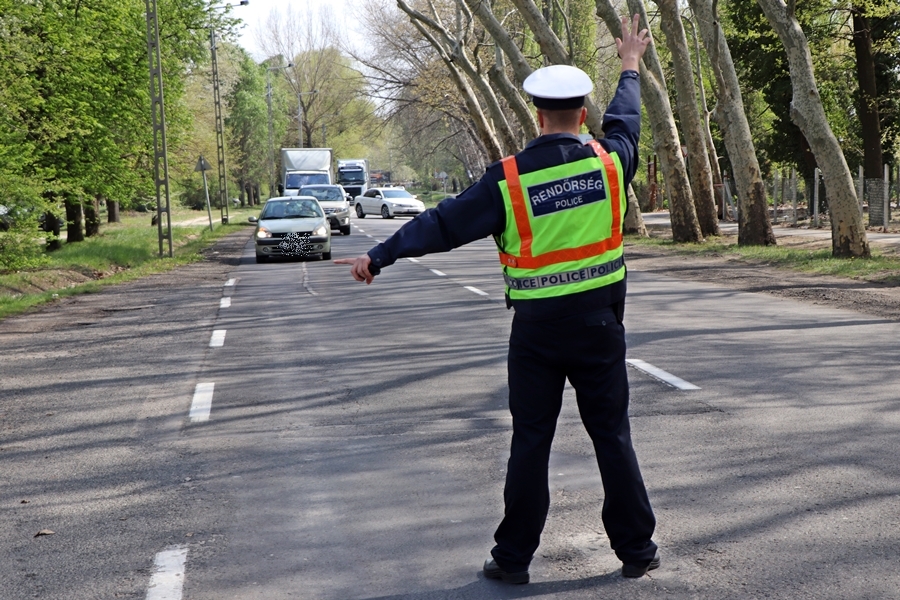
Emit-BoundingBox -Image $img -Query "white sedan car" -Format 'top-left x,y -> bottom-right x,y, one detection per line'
354,187 -> 425,219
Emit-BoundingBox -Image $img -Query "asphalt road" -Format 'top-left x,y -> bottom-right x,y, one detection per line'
2,216 -> 899,599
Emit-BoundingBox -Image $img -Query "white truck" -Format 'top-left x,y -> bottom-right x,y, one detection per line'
336,159 -> 369,203
281,148 -> 333,196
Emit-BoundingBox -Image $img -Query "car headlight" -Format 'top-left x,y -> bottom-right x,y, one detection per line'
256,227 -> 272,239
313,225 -> 327,236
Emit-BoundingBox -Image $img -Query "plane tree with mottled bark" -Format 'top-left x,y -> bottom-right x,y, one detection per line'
756,0 -> 869,257
686,0 -> 776,246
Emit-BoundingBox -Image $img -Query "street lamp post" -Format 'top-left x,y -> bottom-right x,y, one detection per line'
266,63 -> 293,198
297,90 -> 318,148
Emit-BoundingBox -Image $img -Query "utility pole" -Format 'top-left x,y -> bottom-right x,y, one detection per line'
210,27 -> 229,224
208,1 -> 248,219
144,0 -> 173,257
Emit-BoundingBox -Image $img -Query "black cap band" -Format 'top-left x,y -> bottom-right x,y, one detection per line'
532,95 -> 585,110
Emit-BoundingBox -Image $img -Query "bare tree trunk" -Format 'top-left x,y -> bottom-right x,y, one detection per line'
488,47 -> 540,141
852,7 -> 883,180
463,0 -> 533,85
506,0 -> 605,137
398,2 -> 504,161
596,0 -> 701,242
655,0 -> 718,237
43,209 -> 62,251
406,0 -> 521,154
460,0 -> 539,140
757,0 -> 868,257
107,200 -> 120,223
64,195 -> 84,243
624,184 -> 648,236
84,197 -> 101,237
688,0 -> 774,246
684,11 -> 725,219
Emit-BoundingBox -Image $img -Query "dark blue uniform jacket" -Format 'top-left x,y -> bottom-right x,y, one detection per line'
367,71 -> 641,321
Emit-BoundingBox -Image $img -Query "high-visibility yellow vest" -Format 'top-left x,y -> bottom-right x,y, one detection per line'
494,140 -> 626,300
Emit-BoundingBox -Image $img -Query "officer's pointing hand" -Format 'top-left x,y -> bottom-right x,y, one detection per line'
334,255 -> 376,284
617,14 -> 651,72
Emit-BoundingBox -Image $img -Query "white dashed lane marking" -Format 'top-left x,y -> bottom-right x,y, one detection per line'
429,269 -> 447,277
464,286 -> 489,296
406,258 -> 420,263
209,330 -> 226,348
626,359 -> 700,390
220,297 -> 231,308
189,383 -> 215,422
224,278 -> 237,287
146,545 -> 188,600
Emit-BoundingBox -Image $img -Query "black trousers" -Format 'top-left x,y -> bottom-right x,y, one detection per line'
491,304 -> 657,573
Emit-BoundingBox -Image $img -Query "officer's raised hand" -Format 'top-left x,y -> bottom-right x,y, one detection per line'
617,14 -> 652,72
334,255 -> 378,284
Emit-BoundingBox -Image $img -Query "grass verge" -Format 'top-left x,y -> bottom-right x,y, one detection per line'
0,206 -> 258,320
626,232 -> 900,284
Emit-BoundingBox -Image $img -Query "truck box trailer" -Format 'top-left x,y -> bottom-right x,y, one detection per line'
281,148 -> 333,195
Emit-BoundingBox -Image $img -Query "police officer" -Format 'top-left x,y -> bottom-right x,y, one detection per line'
335,15 -> 657,584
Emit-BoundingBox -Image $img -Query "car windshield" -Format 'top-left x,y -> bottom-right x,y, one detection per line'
299,187 -> 344,202
383,189 -> 414,199
338,170 -> 366,184
260,200 -> 323,219
286,173 -> 329,188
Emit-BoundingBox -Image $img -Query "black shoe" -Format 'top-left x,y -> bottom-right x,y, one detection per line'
622,552 -> 661,578
483,559 -> 530,584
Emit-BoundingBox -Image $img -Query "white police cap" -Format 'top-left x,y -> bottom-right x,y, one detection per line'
523,65 -> 593,109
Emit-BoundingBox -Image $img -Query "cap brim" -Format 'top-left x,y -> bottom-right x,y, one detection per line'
532,96 -> 585,110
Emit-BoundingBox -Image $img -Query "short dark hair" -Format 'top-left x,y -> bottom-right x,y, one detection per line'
532,95 -> 585,110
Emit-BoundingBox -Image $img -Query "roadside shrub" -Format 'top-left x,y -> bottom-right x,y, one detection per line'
177,177 -> 220,211
0,223 -> 52,271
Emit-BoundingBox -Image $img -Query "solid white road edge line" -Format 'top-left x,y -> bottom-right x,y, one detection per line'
625,359 -> 700,390
220,297 -> 231,308
430,269 -> 447,277
464,286 -> 489,296
189,382 -> 215,422
145,545 -> 188,600
209,330 -> 226,348
224,278 -> 237,287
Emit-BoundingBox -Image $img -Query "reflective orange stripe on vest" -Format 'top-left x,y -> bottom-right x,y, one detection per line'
498,140 -> 622,270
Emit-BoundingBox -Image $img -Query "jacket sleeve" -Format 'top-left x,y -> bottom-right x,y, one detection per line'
367,173 -> 506,271
598,71 -> 641,186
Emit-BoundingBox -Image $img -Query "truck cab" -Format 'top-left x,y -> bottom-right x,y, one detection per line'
336,159 -> 369,203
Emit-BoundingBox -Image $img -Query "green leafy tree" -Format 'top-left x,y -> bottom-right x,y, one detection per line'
226,49 -> 270,206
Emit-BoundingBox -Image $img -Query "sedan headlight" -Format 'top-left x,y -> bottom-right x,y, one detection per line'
313,224 -> 328,236
256,227 -> 272,239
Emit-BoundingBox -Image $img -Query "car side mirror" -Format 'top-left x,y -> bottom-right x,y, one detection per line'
248,216 -> 258,223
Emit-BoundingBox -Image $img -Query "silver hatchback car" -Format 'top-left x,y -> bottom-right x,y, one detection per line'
249,196 -> 332,263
